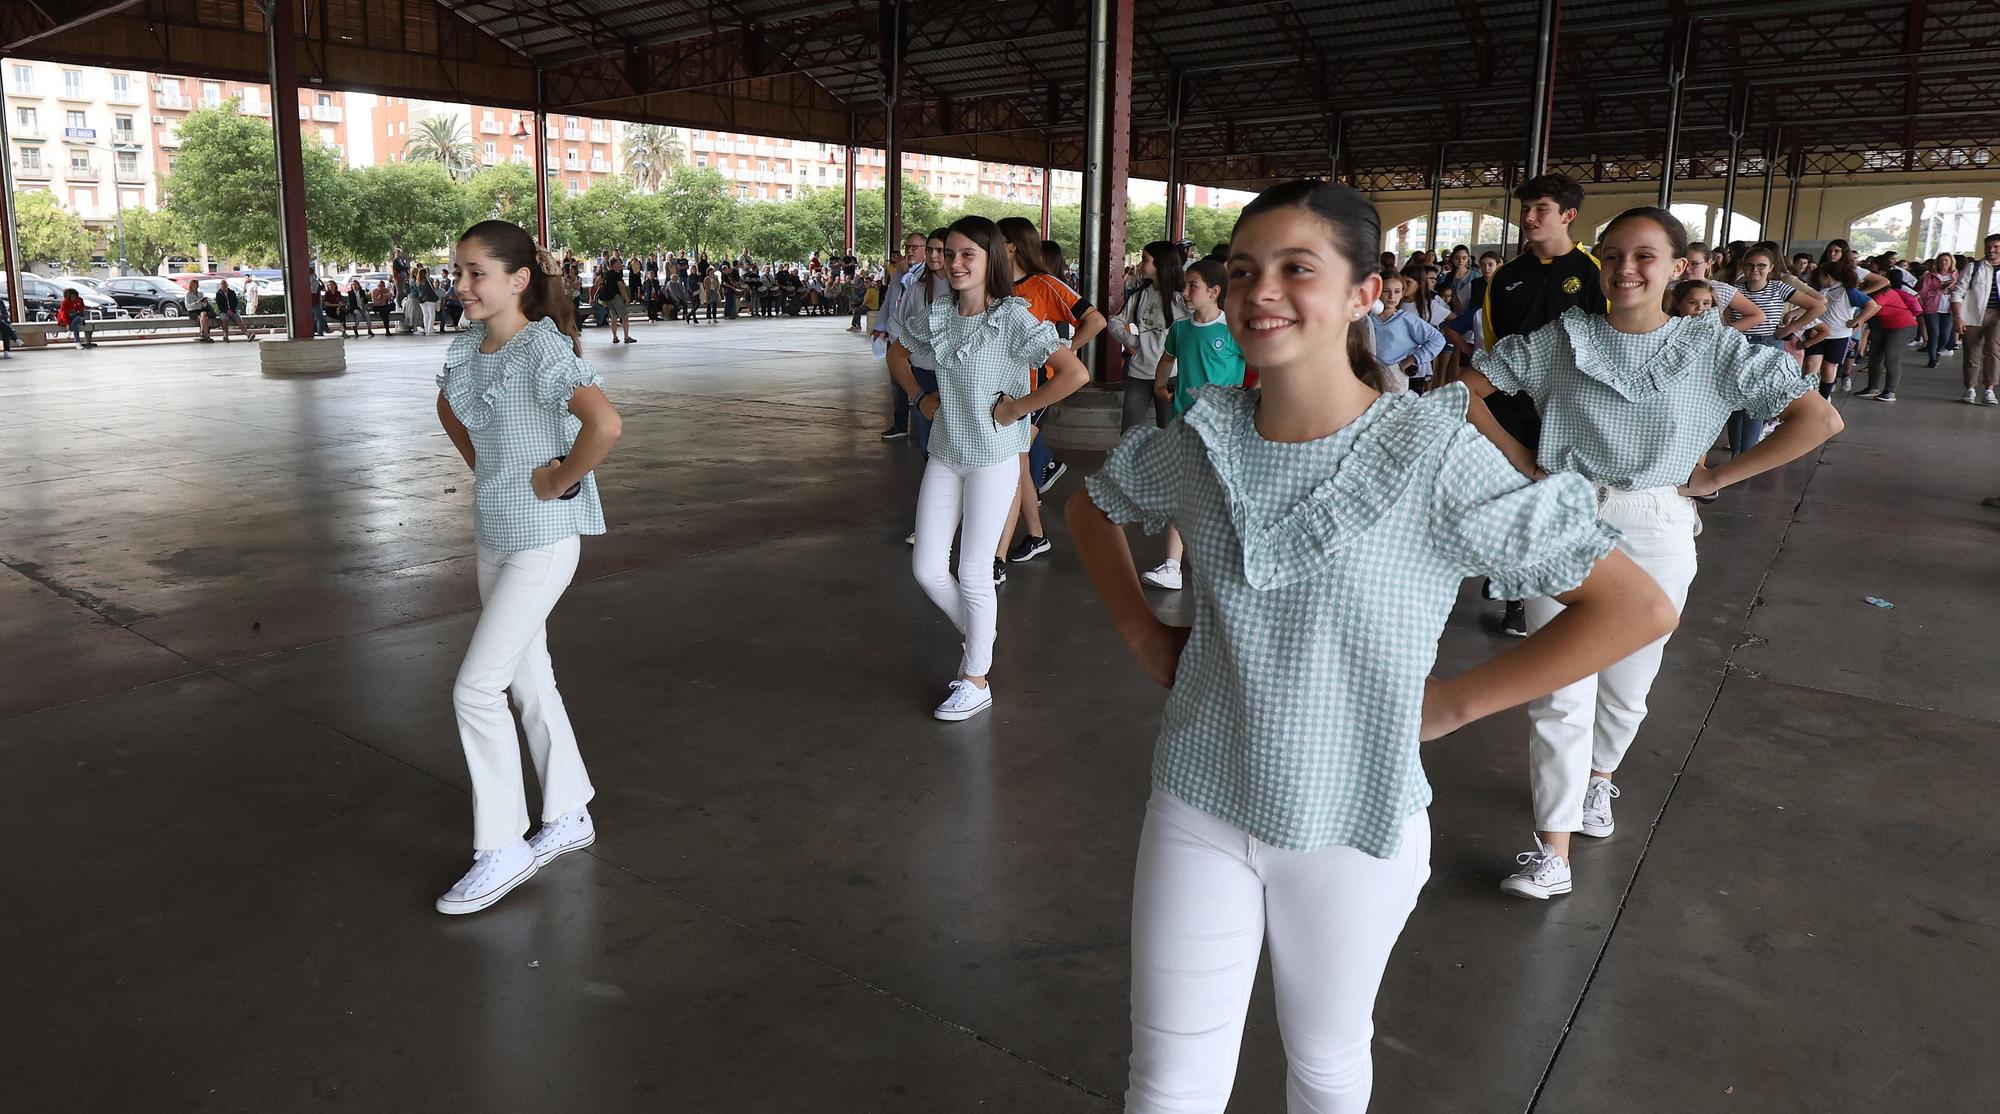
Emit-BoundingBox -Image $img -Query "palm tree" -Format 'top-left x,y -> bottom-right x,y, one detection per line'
623,124 -> 686,193
403,114 -> 477,182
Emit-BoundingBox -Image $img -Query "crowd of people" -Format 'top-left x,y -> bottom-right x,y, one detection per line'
549,249 -> 892,335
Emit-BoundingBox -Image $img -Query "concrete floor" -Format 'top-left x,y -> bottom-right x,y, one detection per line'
4,318 -> 1996,1113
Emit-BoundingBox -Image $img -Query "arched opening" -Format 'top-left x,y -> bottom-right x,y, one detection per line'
1845,202 -> 1912,257
1386,211 -> 1521,257
1595,204 -> 1762,245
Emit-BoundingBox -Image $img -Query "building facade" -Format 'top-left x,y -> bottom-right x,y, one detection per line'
5,59 -> 158,224
375,98 -> 626,196
148,75 -> 353,181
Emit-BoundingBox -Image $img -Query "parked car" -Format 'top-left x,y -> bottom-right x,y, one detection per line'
101,275 -> 198,317
0,274 -> 122,321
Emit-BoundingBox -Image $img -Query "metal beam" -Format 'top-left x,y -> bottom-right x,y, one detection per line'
0,83 -> 17,325
880,0 -> 903,260
1717,84 -> 1747,244
1427,143 -> 1447,254
534,73 -> 551,247
843,112 -> 857,254
1164,70 -> 1185,242
1658,15 -> 1692,205
1524,0 -> 1561,178
262,0 -> 314,341
1080,0 -> 1133,381
1758,124 -> 1779,234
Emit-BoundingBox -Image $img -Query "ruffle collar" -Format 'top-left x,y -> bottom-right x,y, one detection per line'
1182,381 -> 1466,590
923,295 -> 1025,366
437,318 -> 563,430
1557,307 -> 1715,400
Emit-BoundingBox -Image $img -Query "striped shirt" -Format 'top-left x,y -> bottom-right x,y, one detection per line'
1740,279 -> 1798,337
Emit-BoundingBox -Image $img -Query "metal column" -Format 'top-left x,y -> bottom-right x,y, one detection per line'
1524,0 -> 1562,178
842,114 -> 858,255
1500,162 -> 1517,253
1658,18 -> 1691,206
1717,86 -> 1746,246
1040,162 -> 1053,236
533,75 -> 550,248
1164,72 -> 1185,242
1781,148 -> 1804,251
1328,110 -> 1343,184
880,1 -> 903,261
1758,125 -> 1780,236
0,90 -> 19,325
263,0 -> 315,341
1427,144 -> 1447,254
1080,0 -> 1135,382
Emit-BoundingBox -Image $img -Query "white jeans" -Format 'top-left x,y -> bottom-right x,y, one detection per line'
455,536 -> 595,850
420,301 -> 437,332
1127,790 -> 1431,1114
911,455 -> 1018,679
1524,487 -> 1699,832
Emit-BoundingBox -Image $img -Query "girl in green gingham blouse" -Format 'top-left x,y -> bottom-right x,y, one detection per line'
1067,181 -> 1678,1112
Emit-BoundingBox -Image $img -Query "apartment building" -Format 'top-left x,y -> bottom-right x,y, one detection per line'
4,59 -> 157,223
148,74 -> 352,181
375,99 -> 624,196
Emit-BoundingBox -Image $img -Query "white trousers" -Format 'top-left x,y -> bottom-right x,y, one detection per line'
911,455 -> 1018,678
455,536 -> 595,850
1524,487 -> 1699,832
1127,790 -> 1431,1114
420,301 -> 438,332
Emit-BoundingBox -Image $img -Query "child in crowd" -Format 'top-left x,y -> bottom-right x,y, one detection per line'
1138,259 -> 1246,592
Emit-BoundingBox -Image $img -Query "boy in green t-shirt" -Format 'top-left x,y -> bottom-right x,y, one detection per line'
1142,260 -> 1247,591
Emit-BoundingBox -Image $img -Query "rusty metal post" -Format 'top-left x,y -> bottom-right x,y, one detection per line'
1080,0 -> 1134,381
263,0 -> 316,340
534,73 -> 551,247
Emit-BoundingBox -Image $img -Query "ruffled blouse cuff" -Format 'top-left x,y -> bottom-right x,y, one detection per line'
1085,426 -> 1174,535
1482,475 -> 1622,600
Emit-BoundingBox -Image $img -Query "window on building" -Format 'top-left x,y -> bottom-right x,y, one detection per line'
202,83 -> 221,107
483,141 -> 496,156
16,107 -> 34,130
69,150 -> 90,172
161,78 -> 180,97
71,189 -> 94,212
62,70 -> 83,98
111,74 -> 131,99
66,110 -> 87,130
9,65 -> 32,94
114,114 -> 133,137
121,189 -> 142,209
19,147 -> 41,170
695,155 -> 707,168
116,151 -> 138,176
317,94 -> 332,107
318,127 -> 334,146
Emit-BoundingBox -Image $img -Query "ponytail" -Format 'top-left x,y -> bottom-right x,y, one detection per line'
1346,316 -> 1397,394
459,219 -> 582,355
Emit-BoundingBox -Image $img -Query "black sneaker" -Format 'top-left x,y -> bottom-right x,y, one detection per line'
880,427 -> 910,441
1007,534 -> 1052,563
1036,460 -> 1068,494
1501,600 -> 1528,638
992,558 -> 1008,586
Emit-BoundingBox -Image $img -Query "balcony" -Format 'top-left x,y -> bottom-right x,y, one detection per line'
11,162 -> 50,181
241,99 -> 269,116
107,86 -> 142,105
112,129 -> 136,145
589,128 -> 610,143
155,93 -> 191,110
562,127 -> 585,140
482,151 -> 499,166
480,119 -> 504,134
116,164 -> 147,183
59,85 -> 90,103
158,132 -> 180,148
11,123 -> 43,139
65,165 -> 101,180
311,105 -> 342,122
589,160 -> 609,173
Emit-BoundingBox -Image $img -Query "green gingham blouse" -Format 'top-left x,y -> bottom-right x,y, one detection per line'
898,295 -> 1063,469
1474,308 -> 1811,491
438,318 -> 608,552
1086,382 -> 1619,857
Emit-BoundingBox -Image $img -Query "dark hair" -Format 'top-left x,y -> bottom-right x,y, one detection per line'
1513,172 -> 1585,213
944,215 -> 1015,304
1040,239 -> 1066,275
995,216 -> 1050,279
1207,242 -> 1229,262
1819,239 -> 1850,267
1234,179 -> 1396,393
1985,233 -> 2000,246
1601,206 -> 1690,258
1817,257 -> 1859,291
459,219 -> 580,354
1186,258 -> 1227,297
1479,250 -> 1503,264
1141,240 -> 1185,326
922,226 -> 950,300
1670,278 -> 1714,313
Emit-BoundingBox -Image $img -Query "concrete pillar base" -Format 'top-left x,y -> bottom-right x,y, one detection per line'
260,336 -> 346,377
1041,387 -> 1124,452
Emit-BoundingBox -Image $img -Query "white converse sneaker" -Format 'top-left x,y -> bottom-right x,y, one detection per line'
1579,777 -> 1620,838
933,678 -> 993,721
435,839 -> 538,915
1141,559 -> 1183,590
528,806 -> 596,866
1499,837 -> 1572,899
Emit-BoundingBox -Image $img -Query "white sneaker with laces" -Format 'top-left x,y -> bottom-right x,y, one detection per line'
435,839 -> 539,915
1499,837 -> 1572,899
528,807 -> 596,866
1985,389 -> 1998,406
1141,559 -> 1183,590
1964,389 -> 1980,404
1579,777 -> 1620,838
933,678 -> 993,721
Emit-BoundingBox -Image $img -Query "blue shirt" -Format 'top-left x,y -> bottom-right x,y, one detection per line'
1366,307 -> 1446,370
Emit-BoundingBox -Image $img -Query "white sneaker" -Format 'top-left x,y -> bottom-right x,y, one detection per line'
1985,389 -> 1998,406
1579,777 -> 1620,838
933,678 -> 993,721
1964,389 -> 1979,404
528,806 -> 596,866
904,531 -> 916,546
1839,375 -> 1851,392
1500,837 -> 1572,899
435,839 -> 539,915
1141,559 -> 1183,590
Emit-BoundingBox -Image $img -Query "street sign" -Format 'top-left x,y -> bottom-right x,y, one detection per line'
64,127 -> 96,139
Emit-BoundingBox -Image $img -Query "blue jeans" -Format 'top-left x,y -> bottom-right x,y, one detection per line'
1924,311 -> 1953,365
911,365 -> 939,455
1028,425 -> 1053,481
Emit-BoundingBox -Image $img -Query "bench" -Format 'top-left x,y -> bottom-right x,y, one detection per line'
9,311 -> 409,347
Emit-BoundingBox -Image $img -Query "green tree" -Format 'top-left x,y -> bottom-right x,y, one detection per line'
735,201 -> 824,262
402,114 -> 477,182
622,124 -> 685,193
159,102 -> 348,263
13,190 -> 96,269
116,206 -> 195,274
555,177 -> 652,256
341,160 -> 470,263
1184,205 -> 1241,256
659,166 -> 738,257
466,161 -> 542,230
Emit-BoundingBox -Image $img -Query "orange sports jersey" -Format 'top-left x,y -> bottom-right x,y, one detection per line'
1014,272 -> 1088,381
